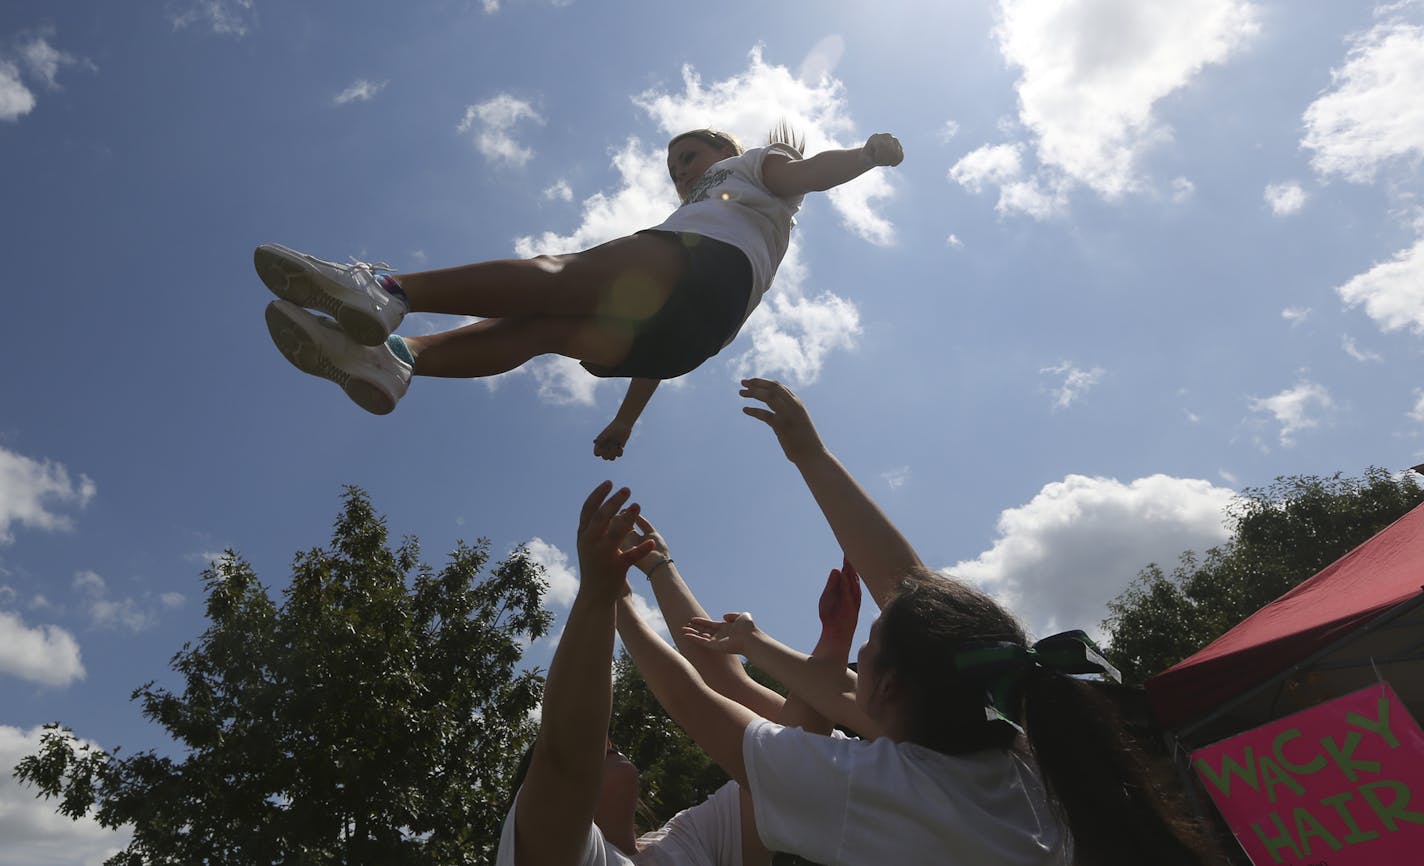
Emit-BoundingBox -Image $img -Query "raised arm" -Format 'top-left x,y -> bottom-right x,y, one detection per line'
775,559 -> 862,734
682,610 -> 883,740
515,483 -> 653,866
740,378 -> 924,608
594,377 -> 660,461
760,132 -> 903,197
623,514 -> 784,719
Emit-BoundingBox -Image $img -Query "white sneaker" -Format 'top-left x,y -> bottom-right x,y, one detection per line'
265,300 -> 411,415
254,243 -> 408,346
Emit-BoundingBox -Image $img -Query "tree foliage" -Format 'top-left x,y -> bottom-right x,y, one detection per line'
1105,468 -> 1424,683
15,487 -> 552,865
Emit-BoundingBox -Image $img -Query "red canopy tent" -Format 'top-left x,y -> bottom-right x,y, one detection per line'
1146,501 -> 1424,749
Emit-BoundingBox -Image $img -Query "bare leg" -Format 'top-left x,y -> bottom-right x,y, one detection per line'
396,234 -> 686,321
404,316 -> 635,378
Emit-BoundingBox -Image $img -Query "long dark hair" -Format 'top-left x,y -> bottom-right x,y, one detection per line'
874,572 -> 1215,865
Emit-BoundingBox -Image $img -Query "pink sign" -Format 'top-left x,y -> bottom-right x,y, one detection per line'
1192,683 -> 1424,866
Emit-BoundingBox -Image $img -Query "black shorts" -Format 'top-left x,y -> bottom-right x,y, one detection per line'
580,231 -> 753,380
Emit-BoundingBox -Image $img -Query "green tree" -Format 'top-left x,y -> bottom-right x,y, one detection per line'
1105,468 -> 1424,683
15,487 -> 551,865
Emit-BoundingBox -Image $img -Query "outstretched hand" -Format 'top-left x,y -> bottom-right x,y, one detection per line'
577,481 -> 656,602
861,133 -> 904,168
739,378 -> 824,464
593,419 -> 633,461
818,558 -> 862,646
682,612 -> 759,656
619,514 -> 671,574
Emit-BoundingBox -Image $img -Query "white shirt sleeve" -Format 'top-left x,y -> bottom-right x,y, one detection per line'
638,780 -> 743,866
741,718 -> 852,863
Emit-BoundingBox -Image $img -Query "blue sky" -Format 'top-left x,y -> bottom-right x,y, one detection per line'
4,0 -> 1424,860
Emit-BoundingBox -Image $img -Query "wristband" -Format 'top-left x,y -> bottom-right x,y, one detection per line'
646,558 -> 674,579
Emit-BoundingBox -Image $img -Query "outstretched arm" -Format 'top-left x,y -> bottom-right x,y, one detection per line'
623,514 -> 785,719
776,559 -> 862,734
760,133 -> 903,197
683,611 -> 883,740
515,483 -> 653,866
594,378 -> 660,461
740,378 -> 925,608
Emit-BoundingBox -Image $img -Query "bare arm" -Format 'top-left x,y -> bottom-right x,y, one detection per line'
515,484 -> 652,866
684,612 -> 883,740
624,515 -> 785,719
760,133 -> 903,198
614,595 -> 758,786
775,560 -> 862,734
594,378 -> 660,461
740,378 -> 925,608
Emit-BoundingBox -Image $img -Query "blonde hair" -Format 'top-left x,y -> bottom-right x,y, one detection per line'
667,129 -> 743,155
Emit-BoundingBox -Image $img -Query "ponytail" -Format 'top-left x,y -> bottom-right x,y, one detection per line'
1022,672 -> 1216,865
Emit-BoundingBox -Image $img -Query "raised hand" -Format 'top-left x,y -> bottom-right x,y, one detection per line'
818,558 -> 862,647
861,132 -> 904,168
619,514 -> 671,575
576,481 -> 656,603
739,378 -> 824,465
682,612 -> 759,656
593,419 -> 633,461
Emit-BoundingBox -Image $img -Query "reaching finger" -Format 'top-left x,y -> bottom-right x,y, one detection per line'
580,481 -> 614,530
609,501 -> 642,541
619,537 -> 657,566
635,513 -> 656,533
742,406 -> 775,425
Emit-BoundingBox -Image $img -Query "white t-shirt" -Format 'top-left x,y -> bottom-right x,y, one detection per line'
650,144 -> 804,339
742,718 -> 1071,866
495,780 -> 744,866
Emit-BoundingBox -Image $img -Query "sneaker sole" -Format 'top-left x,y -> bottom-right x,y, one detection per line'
254,244 -> 390,347
264,302 -> 397,416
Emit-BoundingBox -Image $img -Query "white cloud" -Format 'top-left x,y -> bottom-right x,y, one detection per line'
0,61 -> 35,122
946,474 -> 1235,640
1170,176 -> 1195,204
524,537 -> 578,607
956,0 -> 1258,214
881,466 -> 910,490
1040,361 -> 1105,410
1248,380 -> 1333,446
530,356 -> 603,406
946,233 -> 964,249
170,0 -> 257,37
0,610 -> 83,685
543,179 -> 573,202
948,143 -> 1024,194
1336,236 -> 1424,334
797,35 -> 845,84
633,46 -> 898,246
1342,334 -> 1383,362
482,0 -> 500,13
0,726 -> 128,865
457,94 -> 543,167
19,37 -> 83,89
1281,306 -> 1311,325
624,591 -> 669,639
159,592 -> 186,609
729,242 -> 861,385
1410,389 -> 1424,424
71,570 -> 167,632
939,120 -> 961,143
0,447 -> 95,545
333,78 -> 387,106
1264,181 -> 1307,215
1302,21 -> 1424,184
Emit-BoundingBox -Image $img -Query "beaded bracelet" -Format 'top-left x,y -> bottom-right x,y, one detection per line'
646,558 -> 675,579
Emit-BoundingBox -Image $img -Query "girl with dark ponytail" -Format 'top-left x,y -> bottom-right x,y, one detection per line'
648,379 -> 1218,865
